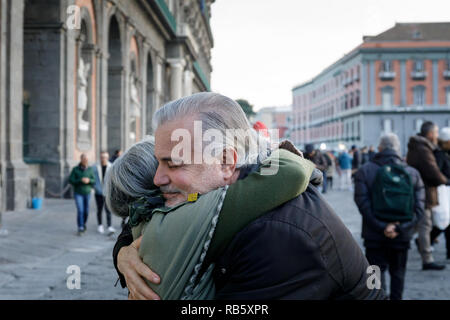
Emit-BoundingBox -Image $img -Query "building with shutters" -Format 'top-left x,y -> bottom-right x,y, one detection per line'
291,22 -> 450,154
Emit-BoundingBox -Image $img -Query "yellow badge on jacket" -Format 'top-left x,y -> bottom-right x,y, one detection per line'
188,193 -> 198,202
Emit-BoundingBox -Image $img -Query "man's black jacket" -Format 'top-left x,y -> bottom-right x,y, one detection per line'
354,148 -> 425,249
113,185 -> 386,300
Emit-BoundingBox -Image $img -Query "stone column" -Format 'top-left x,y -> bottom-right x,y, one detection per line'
183,69 -> 193,97
168,58 -> 186,101
1,0 -> 29,210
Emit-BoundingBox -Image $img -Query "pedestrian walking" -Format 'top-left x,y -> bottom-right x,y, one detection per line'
354,133 -> 425,300
109,149 -> 126,228
361,146 -> 370,165
304,144 -> 329,193
324,151 -> 335,190
351,145 -> 362,175
338,149 -> 353,191
69,154 -> 95,235
92,151 -> 116,235
430,127 -> 450,259
407,121 -> 449,270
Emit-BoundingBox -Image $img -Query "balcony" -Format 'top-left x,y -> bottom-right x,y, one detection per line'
443,70 -> 450,79
411,71 -> 427,80
379,71 -> 396,80
343,78 -> 353,87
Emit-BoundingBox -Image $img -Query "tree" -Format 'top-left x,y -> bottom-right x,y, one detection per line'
236,99 -> 256,119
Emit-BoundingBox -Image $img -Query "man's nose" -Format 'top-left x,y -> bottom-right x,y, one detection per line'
154,165 -> 170,187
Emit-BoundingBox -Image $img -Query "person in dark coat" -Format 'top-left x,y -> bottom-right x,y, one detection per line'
406,121 -> 449,270
351,145 -> 362,174
354,133 -> 425,300
430,127 -> 450,259
368,146 -> 376,161
304,144 -> 329,193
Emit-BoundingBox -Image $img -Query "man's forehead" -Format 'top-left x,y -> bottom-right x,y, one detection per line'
155,118 -> 197,156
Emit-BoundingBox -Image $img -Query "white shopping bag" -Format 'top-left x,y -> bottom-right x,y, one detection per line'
432,185 -> 450,230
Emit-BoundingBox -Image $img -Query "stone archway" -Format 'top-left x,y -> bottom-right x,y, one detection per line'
106,14 -> 124,156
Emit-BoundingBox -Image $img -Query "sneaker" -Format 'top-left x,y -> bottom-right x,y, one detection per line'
107,226 -> 116,234
97,225 -> 105,234
422,262 -> 446,270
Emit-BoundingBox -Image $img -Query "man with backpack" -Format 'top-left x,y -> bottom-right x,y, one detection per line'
354,133 -> 425,300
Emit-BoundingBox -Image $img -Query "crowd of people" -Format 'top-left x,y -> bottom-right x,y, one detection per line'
303,121 -> 450,300
302,143 -> 375,193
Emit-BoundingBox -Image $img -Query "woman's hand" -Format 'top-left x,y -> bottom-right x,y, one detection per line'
117,236 -> 161,300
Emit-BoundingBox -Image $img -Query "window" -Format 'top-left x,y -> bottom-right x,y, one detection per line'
383,119 -> 393,133
382,60 -> 393,72
355,90 -> 360,106
350,92 -> 354,108
381,87 -> 393,108
357,120 -> 361,138
415,119 -> 424,134
446,87 -> 450,106
414,60 -> 424,72
413,86 -> 426,106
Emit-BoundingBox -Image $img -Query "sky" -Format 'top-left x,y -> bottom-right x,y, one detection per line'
209,0 -> 450,111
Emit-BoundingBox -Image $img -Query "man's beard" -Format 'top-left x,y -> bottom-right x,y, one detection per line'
160,185 -> 188,207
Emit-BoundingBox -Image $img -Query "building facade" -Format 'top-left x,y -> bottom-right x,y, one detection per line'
253,106 -> 292,140
291,23 -> 450,154
0,0 -> 214,212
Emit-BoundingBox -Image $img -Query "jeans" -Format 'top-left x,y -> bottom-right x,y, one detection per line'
74,193 -> 90,231
322,171 -> 327,193
365,246 -> 408,300
95,194 -> 111,227
340,169 -> 352,190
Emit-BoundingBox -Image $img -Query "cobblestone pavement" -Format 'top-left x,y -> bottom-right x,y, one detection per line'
0,188 -> 449,300
0,199 -> 128,300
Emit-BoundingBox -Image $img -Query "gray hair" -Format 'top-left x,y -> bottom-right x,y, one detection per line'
103,136 -> 159,218
378,133 -> 401,154
153,92 -> 270,168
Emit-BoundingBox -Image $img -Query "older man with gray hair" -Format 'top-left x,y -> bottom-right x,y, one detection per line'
354,133 -> 425,300
112,92 -> 385,300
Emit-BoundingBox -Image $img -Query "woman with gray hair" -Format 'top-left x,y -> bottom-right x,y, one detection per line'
103,136 -> 315,299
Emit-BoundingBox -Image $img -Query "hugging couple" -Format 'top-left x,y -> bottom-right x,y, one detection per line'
104,92 -> 386,300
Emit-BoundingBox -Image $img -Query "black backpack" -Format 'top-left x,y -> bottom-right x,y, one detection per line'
371,163 -> 414,222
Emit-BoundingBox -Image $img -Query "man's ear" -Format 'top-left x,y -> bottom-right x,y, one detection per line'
221,147 -> 238,180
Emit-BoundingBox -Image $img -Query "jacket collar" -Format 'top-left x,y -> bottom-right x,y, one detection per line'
409,134 -> 438,151
372,148 -> 403,166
